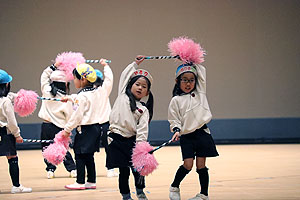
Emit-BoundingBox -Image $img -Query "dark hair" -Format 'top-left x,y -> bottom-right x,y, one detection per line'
0,82 -> 10,97
72,68 -> 94,87
94,77 -> 103,87
72,68 -> 82,80
50,81 -> 70,97
172,72 -> 197,97
125,75 -> 154,122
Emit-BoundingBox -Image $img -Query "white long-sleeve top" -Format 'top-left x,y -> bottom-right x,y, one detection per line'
0,96 -> 20,137
96,65 -> 113,124
168,64 -> 212,135
38,66 -> 74,128
109,62 -> 149,142
64,65 -> 113,133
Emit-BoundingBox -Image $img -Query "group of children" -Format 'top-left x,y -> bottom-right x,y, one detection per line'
0,53 -> 218,200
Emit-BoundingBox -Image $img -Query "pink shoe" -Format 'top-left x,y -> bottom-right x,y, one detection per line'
85,182 -> 96,189
65,182 -> 85,190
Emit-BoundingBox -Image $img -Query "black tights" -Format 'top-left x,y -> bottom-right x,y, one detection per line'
119,166 -> 145,194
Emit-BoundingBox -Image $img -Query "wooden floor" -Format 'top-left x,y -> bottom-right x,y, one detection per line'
0,144 -> 300,200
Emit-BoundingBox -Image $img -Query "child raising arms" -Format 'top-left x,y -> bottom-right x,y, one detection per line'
107,56 -> 154,200
0,69 -> 32,193
62,60 -> 109,190
168,64 -> 219,200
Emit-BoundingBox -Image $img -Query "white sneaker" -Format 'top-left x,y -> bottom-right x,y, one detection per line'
85,182 -> 96,189
47,171 -> 55,179
107,169 -> 118,178
188,193 -> 209,200
11,185 -> 32,193
70,170 -> 77,178
65,182 -> 85,190
169,186 -> 181,200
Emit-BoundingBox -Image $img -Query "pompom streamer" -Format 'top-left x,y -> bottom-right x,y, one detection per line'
14,89 -> 38,117
86,59 -> 112,64
23,139 -> 53,143
42,131 -> 71,165
168,36 -> 206,64
55,51 -> 85,82
132,139 -> 173,176
37,96 -> 62,101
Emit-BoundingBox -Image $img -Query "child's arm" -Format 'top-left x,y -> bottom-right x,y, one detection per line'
63,95 -> 87,133
3,99 -> 21,139
135,108 -> 149,142
168,98 -> 182,141
195,64 -> 207,93
40,64 -> 56,94
99,59 -> 114,95
118,56 -> 145,94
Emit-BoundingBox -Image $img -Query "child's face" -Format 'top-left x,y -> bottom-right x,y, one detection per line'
73,76 -> 81,89
131,77 -> 149,100
179,72 -> 196,94
73,76 -> 89,89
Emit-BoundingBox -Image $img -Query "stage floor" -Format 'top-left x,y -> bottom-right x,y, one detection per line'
0,144 -> 300,200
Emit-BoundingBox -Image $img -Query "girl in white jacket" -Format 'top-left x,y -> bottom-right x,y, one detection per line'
168,64 -> 219,200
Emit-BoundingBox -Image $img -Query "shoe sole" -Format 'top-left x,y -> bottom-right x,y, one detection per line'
85,186 -> 96,189
64,185 -> 85,190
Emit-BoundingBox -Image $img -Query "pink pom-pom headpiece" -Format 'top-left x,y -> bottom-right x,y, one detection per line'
55,51 -> 86,82
168,36 -> 205,64
14,89 -> 38,117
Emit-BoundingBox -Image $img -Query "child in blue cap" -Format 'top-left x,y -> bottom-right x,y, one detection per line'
0,69 -> 32,193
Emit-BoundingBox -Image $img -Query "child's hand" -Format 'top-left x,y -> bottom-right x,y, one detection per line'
135,55 -> 145,65
171,132 -> 180,142
100,58 -> 108,66
16,136 -> 23,143
61,97 -> 69,103
62,130 -> 70,137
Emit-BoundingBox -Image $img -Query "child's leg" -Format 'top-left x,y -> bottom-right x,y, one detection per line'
196,157 -> 208,196
119,167 -> 131,195
63,151 -> 76,172
131,167 -> 145,193
171,158 -> 193,188
7,156 -> 20,187
75,154 -> 86,184
85,153 -> 96,183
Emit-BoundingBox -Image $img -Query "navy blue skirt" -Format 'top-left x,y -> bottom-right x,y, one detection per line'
180,126 -> 219,160
73,123 -> 101,154
107,132 -> 136,168
0,127 -> 17,156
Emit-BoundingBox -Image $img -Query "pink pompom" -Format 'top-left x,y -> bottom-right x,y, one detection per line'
42,131 -> 71,165
168,36 -> 205,64
132,141 -> 159,176
42,142 -> 67,165
54,130 -> 71,149
55,51 -> 86,82
14,89 -> 38,117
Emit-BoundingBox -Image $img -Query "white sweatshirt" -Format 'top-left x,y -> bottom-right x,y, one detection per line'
38,66 -> 74,128
0,96 -> 20,137
168,64 -> 212,135
64,65 -> 113,133
96,65 -> 113,124
109,62 -> 149,142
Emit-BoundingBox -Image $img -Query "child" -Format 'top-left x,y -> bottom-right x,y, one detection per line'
107,56 -> 154,200
0,69 -> 32,193
63,60 -> 108,190
94,69 -> 118,178
168,63 -> 219,200
38,63 -> 77,179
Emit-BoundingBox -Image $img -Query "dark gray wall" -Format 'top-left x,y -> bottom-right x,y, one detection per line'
1,0 -> 300,125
